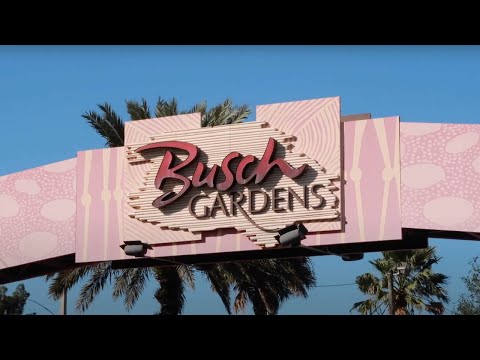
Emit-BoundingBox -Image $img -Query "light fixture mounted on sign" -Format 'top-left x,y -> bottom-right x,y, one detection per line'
275,223 -> 364,262
341,253 -> 365,261
119,241 -> 192,267
274,223 -> 308,247
120,240 -> 153,257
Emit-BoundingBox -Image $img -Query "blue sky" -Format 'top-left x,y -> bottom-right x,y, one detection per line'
1,45 -> 479,315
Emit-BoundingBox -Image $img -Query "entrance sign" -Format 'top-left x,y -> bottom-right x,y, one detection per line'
125,120 -> 340,248
1,96 -> 479,283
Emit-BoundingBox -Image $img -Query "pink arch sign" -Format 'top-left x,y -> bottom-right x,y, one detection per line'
1,97 -> 479,283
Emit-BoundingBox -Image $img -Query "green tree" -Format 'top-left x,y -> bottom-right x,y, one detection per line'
456,256 -> 480,315
0,284 -> 30,315
48,97 -> 316,315
352,247 -> 448,315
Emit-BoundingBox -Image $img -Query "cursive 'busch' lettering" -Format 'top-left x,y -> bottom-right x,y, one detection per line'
136,137 -> 308,209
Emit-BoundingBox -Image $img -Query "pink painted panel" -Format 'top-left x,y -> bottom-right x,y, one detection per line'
401,123 -> 480,232
0,159 -> 76,269
303,116 -> 402,246
75,148 -> 125,263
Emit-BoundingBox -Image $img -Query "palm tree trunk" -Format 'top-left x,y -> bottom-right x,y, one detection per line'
388,271 -> 395,315
154,267 -> 184,315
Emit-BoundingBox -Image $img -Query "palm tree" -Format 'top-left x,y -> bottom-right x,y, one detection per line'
351,247 -> 448,315
199,257 -> 315,315
47,97 -> 316,315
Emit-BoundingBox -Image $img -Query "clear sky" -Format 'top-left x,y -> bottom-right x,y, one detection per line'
1,45 -> 479,315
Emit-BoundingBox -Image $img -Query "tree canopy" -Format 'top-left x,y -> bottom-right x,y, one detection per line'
456,256 -> 480,315
352,247 -> 448,315
0,284 -> 30,315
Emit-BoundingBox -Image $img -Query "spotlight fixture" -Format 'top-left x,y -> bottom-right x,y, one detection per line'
341,253 -> 365,262
120,240 -> 153,257
275,223 -> 364,262
274,223 -> 308,247
115,241 -> 190,270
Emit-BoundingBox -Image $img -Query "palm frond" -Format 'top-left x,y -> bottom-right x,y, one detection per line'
200,98 -> 249,127
278,257 -> 316,297
126,98 -> 151,120
81,103 -> 125,147
247,287 -> 269,315
226,104 -> 251,125
48,264 -> 100,300
351,299 -> 380,315
112,268 -> 137,300
121,267 -> 151,310
97,103 -> 125,146
197,264 -> 232,315
425,301 -> 445,315
182,100 -> 207,116
155,97 -> 179,118
356,273 -> 381,295
177,265 -> 195,289
76,262 -> 116,312
258,287 -> 280,315
233,289 -> 248,313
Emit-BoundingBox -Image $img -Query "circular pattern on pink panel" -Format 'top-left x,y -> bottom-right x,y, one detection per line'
402,164 -> 445,189
0,176 -> 7,182
15,179 -> 41,195
401,124 -> 480,232
0,194 -> 20,217
40,199 -> 75,221
423,197 -> 474,226
472,155 -> 480,174
42,158 -> 76,173
401,123 -> 442,136
445,132 -> 479,154
19,231 -> 58,258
